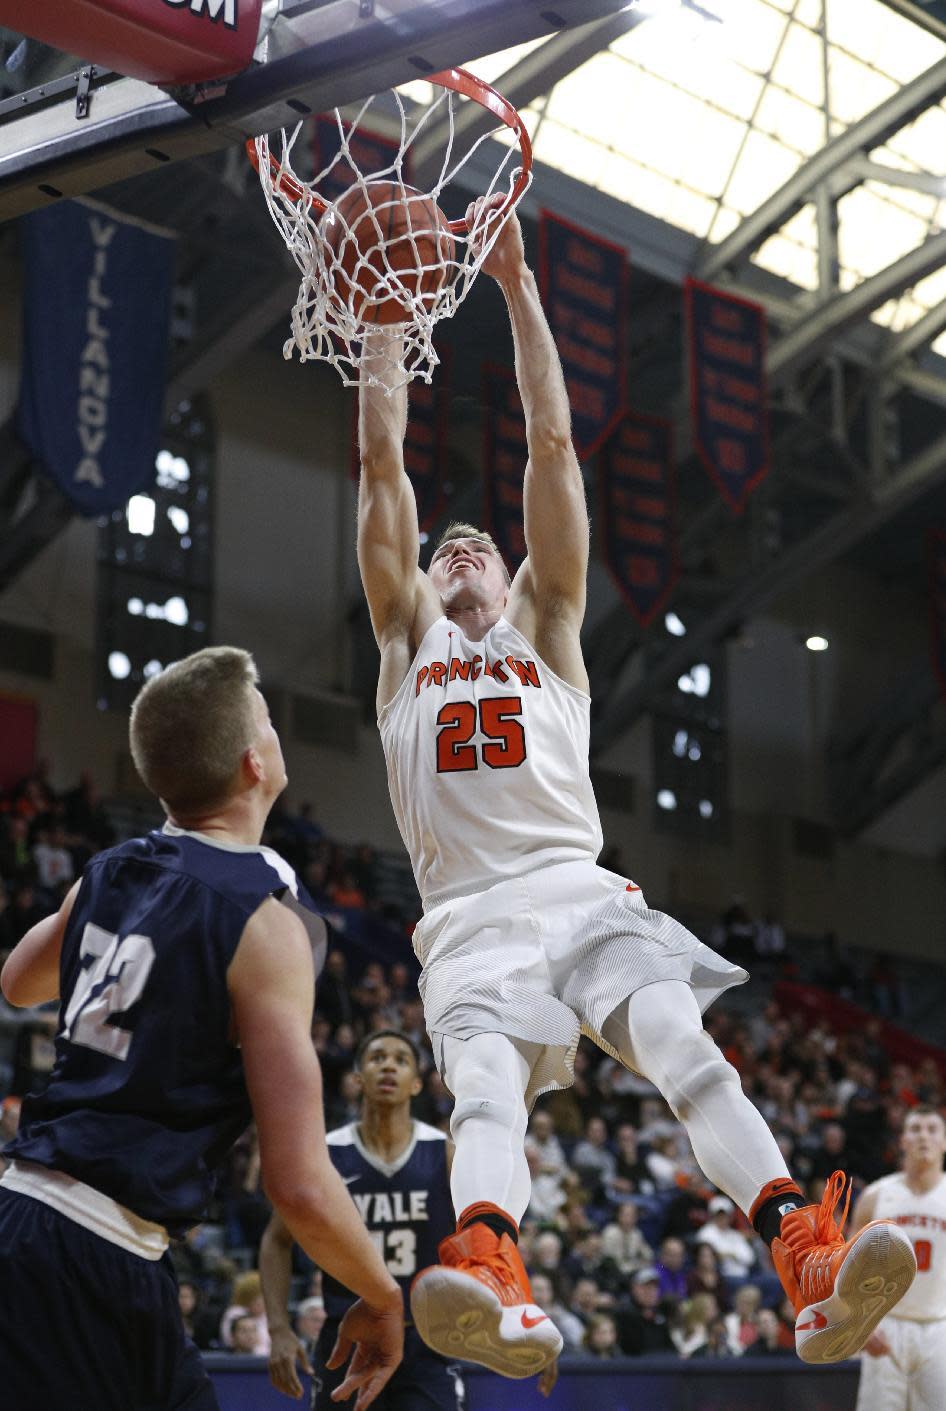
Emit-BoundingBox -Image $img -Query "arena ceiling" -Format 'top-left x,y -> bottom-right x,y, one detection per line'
0,0 -> 945,836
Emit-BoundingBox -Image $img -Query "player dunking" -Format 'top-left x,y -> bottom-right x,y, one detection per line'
0,647 -> 402,1411
261,1029 -> 466,1411
850,1105 -> 946,1411
355,194 -> 915,1378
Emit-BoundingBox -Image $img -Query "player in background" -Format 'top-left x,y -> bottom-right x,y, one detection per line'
0,647 -> 402,1411
354,194 -> 915,1379
851,1106 -> 946,1411
262,1028 -> 466,1410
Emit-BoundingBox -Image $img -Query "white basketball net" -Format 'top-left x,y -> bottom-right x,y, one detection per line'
254,82 -> 532,390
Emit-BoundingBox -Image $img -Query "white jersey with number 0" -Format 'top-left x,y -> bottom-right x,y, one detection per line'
871,1171 -> 946,1320
379,616 -> 602,908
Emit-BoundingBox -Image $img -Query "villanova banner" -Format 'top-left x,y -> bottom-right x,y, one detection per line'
482,364 -> 527,573
539,209 -> 627,461
600,413 -> 677,627
17,199 -> 175,517
930,528 -> 946,705
685,277 -> 769,514
313,115 -> 407,202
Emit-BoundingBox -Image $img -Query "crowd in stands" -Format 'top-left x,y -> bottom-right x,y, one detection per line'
0,767 -> 942,1364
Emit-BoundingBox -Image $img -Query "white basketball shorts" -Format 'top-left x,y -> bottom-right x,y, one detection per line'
412,857 -> 747,1108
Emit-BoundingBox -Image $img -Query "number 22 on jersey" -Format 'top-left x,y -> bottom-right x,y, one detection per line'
61,922 -> 155,1061
436,696 -> 526,773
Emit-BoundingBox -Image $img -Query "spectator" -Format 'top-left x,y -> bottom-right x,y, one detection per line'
753,1307 -> 792,1356
531,1230 -> 565,1283
580,1313 -> 620,1360
644,1132 -> 683,1190
328,869 -> 366,909
570,1116 -> 617,1199
663,1169 -> 712,1240
615,1268 -> 675,1356
220,1272 -> 270,1355
695,1195 -> 757,1278
754,912 -> 786,964
564,1231 -> 607,1290
671,1293 -> 720,1358
326,1069 -> 362,1128
570,1276 -> 608,1326
31,826 -> 74,895
178,1279 -> 217,1351
6,882 -> 45,945
315,950 -> 354,1029
605,1123 -> 655,1199
529,1273 -> 585,1351
723,1284 -> 762,1356
600,1201 -> 654,1278
809,1121 -> 847,1181
0,818 -> 34,884
294,1296 -> 327,1348
350,843 -> 378,902
655,1237 -> 689,1305
686,1241 -> 729,1311
229,1314 -> 260,1355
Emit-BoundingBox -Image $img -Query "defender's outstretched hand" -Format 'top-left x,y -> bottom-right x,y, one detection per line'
325,1292 -> 404,1410
466,193 -> 526,284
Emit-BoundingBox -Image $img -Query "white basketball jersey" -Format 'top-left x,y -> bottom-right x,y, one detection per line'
871,1171 -> 946,1320
379,615 -> 602,906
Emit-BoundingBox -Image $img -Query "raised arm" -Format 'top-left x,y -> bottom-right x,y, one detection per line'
357,332 -> 427,647
229,899 -> 402,1409
471,197 -> 588,627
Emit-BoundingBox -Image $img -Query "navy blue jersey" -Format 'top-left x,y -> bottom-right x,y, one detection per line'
6,826 -> 326,1237
322,1120 -> 452,1319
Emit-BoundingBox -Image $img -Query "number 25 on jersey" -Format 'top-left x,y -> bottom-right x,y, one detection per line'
436,697 -> 526,773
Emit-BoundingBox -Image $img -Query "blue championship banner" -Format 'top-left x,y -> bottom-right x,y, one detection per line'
930,529 -> 946,705
17,199 -> 175,517
600,413 -> 677,627
685,277 -> 769,514
482,364 -> 527,573
312,115 -> 408,202
539,209 -> 627,461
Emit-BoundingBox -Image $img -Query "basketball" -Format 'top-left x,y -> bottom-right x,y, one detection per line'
319,180 -> 455,325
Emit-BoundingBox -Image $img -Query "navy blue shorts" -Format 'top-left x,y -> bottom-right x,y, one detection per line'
0,1187 -> 219,1411
313,1321 -> 466,1411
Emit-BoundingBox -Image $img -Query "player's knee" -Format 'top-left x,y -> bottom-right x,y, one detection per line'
661,1032 -> 739,1121
450,1090 -> 525,1137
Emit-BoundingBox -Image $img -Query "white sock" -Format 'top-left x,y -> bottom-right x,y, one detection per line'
612,980 -> 791,1214
438,1031 -> 537,1225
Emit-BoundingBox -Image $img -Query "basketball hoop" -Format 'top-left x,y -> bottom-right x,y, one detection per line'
247,68 -> 533,390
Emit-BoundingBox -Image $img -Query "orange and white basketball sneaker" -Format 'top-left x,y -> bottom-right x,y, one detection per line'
410,1220 -> 563,1378
772,1170 -> 916,1364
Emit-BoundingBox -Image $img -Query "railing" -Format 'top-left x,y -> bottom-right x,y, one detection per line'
204,1352 -> 859,1411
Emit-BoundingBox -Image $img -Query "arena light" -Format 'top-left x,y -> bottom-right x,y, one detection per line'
665,610 -> 686,636
108,651 -> 131,680
677,663 -> 712,697
698,798 -> 714,819
126,495 -> 156,537
657,788 -> 677,810
143,659 -> 163,679
164,596 -> 189,627
806,635 -> 829,652
167,506 -> 190,535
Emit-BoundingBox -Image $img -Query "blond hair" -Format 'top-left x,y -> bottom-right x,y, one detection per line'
232,1270 -> 263,1307
129,646 -> 259,816
434,521 -> 511,586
